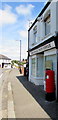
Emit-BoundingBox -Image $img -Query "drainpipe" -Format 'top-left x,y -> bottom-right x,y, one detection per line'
28,30 -> 29,80
57,49 -> 58,101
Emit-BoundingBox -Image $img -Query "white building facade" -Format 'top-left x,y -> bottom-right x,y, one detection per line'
0,55 -> 11,68
28,0 -> 58,101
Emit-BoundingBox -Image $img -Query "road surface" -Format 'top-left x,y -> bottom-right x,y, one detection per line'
0,68 -> 51,119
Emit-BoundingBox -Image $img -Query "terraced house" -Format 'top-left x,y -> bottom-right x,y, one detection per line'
28,0 -> 58,101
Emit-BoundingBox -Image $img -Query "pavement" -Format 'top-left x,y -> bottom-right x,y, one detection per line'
17,74 -> 58,120
10,69 -> 51,119
0,68 -> 58,119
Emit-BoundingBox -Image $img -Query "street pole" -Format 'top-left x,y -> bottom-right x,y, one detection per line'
20,40 -> 21,62
16,40 -> 21,62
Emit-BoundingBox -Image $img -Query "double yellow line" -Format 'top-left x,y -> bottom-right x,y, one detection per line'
5,69 -> 10,73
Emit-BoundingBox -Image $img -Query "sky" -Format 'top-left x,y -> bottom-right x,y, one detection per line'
0,0 -> 47,60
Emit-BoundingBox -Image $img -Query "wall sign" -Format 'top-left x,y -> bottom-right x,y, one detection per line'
30,41 -> 55,55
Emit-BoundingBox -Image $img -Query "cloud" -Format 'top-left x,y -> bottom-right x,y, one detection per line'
0,44 -> 27,60
16,4 -> 34,16
18,30 -> 28,39
0,45 -> 20,60
0,4 -> 17,26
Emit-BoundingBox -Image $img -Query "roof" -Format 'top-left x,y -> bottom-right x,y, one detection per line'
0,54 -> 11,60
28,0 -> 52,31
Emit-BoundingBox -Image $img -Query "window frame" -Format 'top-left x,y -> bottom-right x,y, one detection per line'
33,26 -> 37,44
44,14 -> 50,36
31,58 -> 36,77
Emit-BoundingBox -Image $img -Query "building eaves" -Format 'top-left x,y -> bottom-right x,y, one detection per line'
28,0 -> 52,31
0,54 -> 11,60
28,36 -> 56,52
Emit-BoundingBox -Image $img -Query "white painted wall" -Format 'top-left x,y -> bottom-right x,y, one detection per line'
0,59 -> 11,68
29,1 -> 58,49
4,64 -> 11,68
50,2 -> 56,35
29,57 -> 31,81
29,29 -> 33,48
56,1 -> 58,32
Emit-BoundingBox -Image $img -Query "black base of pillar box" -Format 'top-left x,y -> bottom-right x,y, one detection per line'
45,92 -> 55,101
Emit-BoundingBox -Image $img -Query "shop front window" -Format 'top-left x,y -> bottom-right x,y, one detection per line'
31,58 -> 36,77
36,56 -> 44,77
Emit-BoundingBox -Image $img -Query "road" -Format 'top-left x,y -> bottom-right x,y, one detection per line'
0,68 -> 8,89
0,68 -> 11,119
0,69 -> 5,91
0,68 -> 51,119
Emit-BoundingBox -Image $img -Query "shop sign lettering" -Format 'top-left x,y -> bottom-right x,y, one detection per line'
30,41 -> 55,55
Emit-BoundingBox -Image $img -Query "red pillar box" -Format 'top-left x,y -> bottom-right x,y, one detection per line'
45,70 -> 55,101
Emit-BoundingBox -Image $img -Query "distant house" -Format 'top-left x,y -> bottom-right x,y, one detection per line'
0,54 -> 11,68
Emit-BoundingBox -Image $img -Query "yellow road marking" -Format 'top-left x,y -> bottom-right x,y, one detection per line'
5,70 -> 10,72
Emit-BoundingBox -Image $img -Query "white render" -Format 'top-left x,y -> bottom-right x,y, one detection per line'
29,1 -> 58,50
0,59 -> 11,68
28,0 -> 58,90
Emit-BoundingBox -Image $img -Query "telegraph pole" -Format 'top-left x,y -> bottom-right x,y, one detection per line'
16,40 -> 21,62
20,40 -> 21,62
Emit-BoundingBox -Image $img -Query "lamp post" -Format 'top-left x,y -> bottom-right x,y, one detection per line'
19,40 -> 21,62
16,40 -> 21,62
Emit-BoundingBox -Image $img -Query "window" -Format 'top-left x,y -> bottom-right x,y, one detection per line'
36,56 -> 44,77
33,26 -> 37,44
31,58 -> 36,76
44,15 -> 50,36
